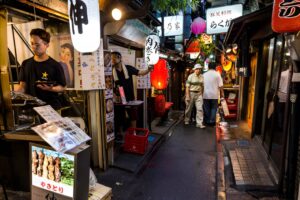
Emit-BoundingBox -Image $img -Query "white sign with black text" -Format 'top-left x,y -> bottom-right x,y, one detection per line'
206,4 -> 243,34
158,15 -> 184,37
68,0 -> 100,52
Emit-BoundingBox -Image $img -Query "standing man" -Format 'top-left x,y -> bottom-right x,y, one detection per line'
111,51 -> 152,129
203,62 -> 224,126
16,28 -> 66,109
184,64 -> 205,128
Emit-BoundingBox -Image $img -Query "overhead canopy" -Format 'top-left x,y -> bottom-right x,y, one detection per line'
223,5 -> 274,46
104,19 -> 153,49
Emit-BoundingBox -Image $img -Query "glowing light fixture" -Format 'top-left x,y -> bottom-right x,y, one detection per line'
226,48 -> 232,53
68,0 -> 100,53
145,35 -> 160,65
112,8 -> 122,20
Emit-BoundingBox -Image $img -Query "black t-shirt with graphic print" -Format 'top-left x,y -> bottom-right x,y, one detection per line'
19,57 -> 66,108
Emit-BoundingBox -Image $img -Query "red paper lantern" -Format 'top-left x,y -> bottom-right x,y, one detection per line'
151,59 -> 169,90
190,17 -> 206,35
185,39 -> 200,53
272,0 -> 300,33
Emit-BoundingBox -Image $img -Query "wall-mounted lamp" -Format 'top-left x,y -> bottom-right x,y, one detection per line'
112,8 -> 122,20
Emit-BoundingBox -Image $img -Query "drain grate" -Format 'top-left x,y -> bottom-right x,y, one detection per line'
229,147 -> 275,187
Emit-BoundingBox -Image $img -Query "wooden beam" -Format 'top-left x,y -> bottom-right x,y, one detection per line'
0,8 -> 14,130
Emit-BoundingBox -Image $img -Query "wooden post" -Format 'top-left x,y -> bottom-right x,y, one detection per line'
0,8 -> 14,130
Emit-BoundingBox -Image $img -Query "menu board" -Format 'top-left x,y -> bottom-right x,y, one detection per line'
33,105 -> 62,122
103,51 -> 115,143
32,118 -> 91,153
32,105 -> 91,153
31,144 -> 75,198
74,40 -> 105,90
136,58 -> 151,89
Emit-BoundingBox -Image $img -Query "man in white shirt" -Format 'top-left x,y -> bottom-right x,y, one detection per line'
203,62 -> 224,126
184,64 -> 205,128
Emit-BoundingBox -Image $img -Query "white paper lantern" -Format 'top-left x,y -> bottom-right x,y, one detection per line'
145,35 -> 160,65
68,0 -> 101,52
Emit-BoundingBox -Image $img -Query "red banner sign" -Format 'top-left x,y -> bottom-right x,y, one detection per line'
272,0 -> 300,33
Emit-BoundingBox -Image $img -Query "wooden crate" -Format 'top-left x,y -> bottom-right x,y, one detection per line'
88,183 -> 112,200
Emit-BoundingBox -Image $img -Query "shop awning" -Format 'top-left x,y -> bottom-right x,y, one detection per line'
223,5 -> 274,46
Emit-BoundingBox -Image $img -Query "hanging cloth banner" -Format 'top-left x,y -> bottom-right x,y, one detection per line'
271,0 -> 300,33
68,0 -> 101,52
145,35 -> 160,66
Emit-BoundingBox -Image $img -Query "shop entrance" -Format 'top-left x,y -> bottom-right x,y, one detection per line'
261,35 -> 291,172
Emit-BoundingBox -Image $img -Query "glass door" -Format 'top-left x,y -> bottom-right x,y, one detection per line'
261,34 -> 293,172
262,35 -> 284,171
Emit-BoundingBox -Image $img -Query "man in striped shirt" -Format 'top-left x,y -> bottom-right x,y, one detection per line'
184,64 -> 205,128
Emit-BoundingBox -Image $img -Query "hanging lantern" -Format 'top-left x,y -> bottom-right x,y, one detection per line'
68,0 -> 100,52
221,53 -> 232,72
145,35 -> 160,65
190,17 -> 206,35
185,39 -> 200,53
150,59 -> 169,90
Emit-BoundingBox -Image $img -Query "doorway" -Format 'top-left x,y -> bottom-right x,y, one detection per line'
246,53 -> 257,129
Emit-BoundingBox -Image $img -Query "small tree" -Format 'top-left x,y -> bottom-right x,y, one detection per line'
152,0 -> 199,14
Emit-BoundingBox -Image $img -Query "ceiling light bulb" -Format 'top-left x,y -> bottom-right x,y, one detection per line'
112,8 -> 122,20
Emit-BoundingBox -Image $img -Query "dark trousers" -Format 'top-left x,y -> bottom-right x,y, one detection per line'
203,99 -> 218,125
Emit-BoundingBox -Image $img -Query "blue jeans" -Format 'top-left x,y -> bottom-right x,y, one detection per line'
203,99 -> 218,125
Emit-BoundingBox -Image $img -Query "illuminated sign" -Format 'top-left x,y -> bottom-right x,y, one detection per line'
157,15 -> 184,36
31,145 -> 75,198
272,0 -> 300,33
206,4 -> 243,34
68,0 -> 100,52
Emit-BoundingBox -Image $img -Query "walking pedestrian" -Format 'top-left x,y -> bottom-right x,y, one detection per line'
184,64 -> 205,128
203,62 -> 225,126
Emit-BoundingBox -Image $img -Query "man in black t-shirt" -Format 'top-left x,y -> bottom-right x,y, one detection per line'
16,28 -> 66,109
111,51 -> 152,131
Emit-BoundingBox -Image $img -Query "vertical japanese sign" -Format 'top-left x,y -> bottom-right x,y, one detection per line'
103,51 -> 115,142
74,40 -> 105,90
136,58 -> 151,89
145,35 -> 160,66
31,145 -> 75,198
68,0 -> 100,52
206,4 -> 243,34
157,15 -> 184,36
272,0 -> 300,33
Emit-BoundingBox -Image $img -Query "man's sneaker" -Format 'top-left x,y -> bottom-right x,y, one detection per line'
196,124 -> 206,129
184,122 -> 189,125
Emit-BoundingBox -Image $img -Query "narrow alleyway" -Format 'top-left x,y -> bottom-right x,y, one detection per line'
97,121 -> 217,200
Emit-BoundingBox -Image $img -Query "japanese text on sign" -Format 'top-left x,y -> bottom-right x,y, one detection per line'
206,4 -> 243,34
145,35 -> 160,65
157,15 -> 184,36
